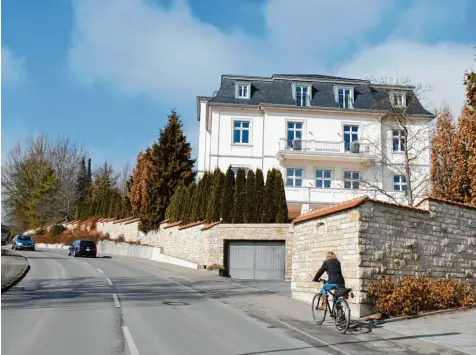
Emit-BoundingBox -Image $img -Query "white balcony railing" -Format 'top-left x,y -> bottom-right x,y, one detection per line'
277,139 -> 372,156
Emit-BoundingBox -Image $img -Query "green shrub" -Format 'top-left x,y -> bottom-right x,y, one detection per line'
35,228 -> 46,236
51,224 -> 66,237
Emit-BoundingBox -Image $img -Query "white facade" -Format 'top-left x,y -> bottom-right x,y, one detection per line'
197,77 -> 433,218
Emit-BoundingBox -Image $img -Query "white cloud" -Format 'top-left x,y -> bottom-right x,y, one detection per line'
336,41 -> 475,116
68,0 -> 474,120
2,47 -> 26,85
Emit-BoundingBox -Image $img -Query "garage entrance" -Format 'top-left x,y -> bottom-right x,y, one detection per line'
225,240 -> 286,280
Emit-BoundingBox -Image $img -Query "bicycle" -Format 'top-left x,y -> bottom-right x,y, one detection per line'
311,278 -> 354,334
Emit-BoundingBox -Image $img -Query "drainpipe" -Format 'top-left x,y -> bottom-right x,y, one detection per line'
261,107 -> 265,170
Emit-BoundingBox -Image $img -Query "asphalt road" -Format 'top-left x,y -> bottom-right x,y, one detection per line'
1,249 -> 335,355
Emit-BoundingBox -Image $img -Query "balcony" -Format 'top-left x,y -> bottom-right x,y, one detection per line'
276,139 -> 375,162
285,186 -> 403,205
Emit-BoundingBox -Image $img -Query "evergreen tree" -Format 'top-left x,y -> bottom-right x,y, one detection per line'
77,157 -> 87,200
176,184 -> 189,221
165,185 -> 183,221
140,111 -> 196,232
192,172 -> 211,221
464,54 -> 475,110
184,182 -> 197,223
261,169 -> 277,223
244,170 -> 256,223
206,168 -> 225,223
220,166 -> 235,223
86,158 -> 92,192
232,168 -> 246,223
254,169 -> 265,223
431,108 -> 457,200
274,169 -> 288,223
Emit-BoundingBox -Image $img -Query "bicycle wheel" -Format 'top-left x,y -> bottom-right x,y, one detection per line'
311,293 -> 327,325
334,299 -> 351,333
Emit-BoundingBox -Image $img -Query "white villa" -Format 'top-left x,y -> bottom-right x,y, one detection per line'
196,74 -> 434,219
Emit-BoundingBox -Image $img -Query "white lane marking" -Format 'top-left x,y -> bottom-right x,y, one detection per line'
112,293 -> 120,308
122,260 -> 136,264
96,268 -> 104,274
82,261 -> 90,265
176,275 -> 193,283
122,326 -> 140,355
106,277 -> 113,286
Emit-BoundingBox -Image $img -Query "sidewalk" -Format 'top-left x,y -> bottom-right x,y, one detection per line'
99,252 -> 469,355
382,309 -> 476,355
1,249 -> 30,292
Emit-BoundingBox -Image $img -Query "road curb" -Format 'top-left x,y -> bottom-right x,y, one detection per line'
1,251 -> 31,294
365,306 -> 475,325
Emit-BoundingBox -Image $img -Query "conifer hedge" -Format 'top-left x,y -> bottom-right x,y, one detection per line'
165,166 -> 288,224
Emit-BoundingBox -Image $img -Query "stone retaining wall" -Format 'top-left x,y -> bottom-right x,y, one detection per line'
291,197 -> 476,318
94,220 -> 294,280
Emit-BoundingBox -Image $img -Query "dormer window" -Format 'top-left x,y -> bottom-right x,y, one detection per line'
335,87 -> 353,109
293,84 -> 311,107
235,83 -> 251,99
390,92 -> 406,108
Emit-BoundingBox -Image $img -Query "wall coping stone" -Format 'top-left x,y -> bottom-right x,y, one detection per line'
163,221 -> 182,229
179,221 -> 205,230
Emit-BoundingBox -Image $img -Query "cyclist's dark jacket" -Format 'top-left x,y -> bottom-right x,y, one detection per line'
312,258 -> 345,285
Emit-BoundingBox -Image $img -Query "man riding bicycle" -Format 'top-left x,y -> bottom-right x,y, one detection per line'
312,251 -> 345,310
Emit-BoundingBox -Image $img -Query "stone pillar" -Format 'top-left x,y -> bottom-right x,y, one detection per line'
300,203 -> 310,215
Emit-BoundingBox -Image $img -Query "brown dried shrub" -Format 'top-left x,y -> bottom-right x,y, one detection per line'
367,274 -> 476,317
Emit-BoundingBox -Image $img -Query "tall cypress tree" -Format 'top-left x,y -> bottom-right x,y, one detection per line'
254,169 -> 265,223
274,169 -> 288,223
184,182 -> 197,223
140,111 -> 196,232
262,169 -> 277,223
166,185 -> 183,221
192,172 -> 208,221
220,166 -> 235,223
244,170 -> 256,223
196,172 -> 212,221
86,158 -> 92,192
232,168 -> 246,223
77,157 -> 87,200
206,168 -> 225,223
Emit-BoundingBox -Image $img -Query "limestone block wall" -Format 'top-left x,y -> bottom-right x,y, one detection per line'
94,219 -> 293,280
291,210 -> 361,306
291,197 -> 476,318
359,199 -> 476,290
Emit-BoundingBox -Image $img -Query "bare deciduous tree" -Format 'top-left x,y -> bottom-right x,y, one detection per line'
1,133 -> 88,230
358,77 -> 435,206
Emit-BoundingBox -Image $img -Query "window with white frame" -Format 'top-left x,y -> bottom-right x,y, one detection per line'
233,121 -> 250,144
231,166 -> 249,177
392,129 -> 405,152
316,170 -> 331,188
393,175 -> 407,191
294,85 -> 310,107
343,171 -> 360,189
390,92 -> 406,107
337,87 -> 353,109
286,168 -> 303,187
287,122 -> 303,147
235,83 -> 250,99
343,124 -> 359,151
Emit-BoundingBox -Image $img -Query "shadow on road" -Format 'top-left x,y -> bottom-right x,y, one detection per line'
0,275 -> 278,311
233,330 -> 462,355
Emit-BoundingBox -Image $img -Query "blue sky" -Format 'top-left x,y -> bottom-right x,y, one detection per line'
2,0 -> 475,171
